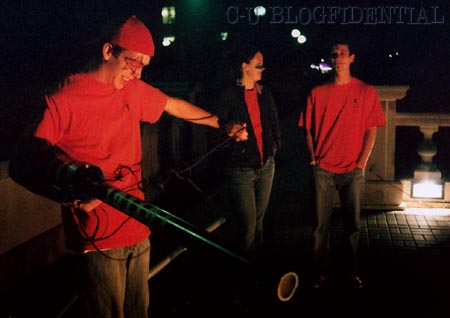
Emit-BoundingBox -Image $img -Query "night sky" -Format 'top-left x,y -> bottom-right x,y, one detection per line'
1,0 -> 450,160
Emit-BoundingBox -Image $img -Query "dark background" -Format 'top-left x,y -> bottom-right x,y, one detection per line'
0,3 -> 449,316
1,0 -> 449,177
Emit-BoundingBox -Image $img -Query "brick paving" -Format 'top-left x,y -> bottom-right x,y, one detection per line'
361,210 -> 450,251
4,205 -> 448,318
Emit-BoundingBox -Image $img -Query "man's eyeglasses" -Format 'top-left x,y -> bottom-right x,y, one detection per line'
124,57 -> 144,72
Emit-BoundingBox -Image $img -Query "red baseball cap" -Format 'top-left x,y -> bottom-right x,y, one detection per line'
111,15 -> 155,56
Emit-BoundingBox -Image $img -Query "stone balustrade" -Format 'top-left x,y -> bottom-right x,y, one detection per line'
362,86 -> 450,209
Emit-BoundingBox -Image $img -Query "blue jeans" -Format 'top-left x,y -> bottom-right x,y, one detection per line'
312,166 -> 363,276
78,238 -> 151,318
226,157 -> 275,252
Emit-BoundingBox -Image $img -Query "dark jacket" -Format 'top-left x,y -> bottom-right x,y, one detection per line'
214,83 -> 281,169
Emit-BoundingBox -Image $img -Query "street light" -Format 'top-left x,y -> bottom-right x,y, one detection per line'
290,28 -> 307,44
297,35 -> 307,44
254,6 -> 266,16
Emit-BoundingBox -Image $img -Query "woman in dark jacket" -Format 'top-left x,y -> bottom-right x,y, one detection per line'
215,46 -> 281,253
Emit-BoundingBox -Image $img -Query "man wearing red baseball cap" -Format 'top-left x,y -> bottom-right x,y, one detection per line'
111,15 -> 155,56
9,15 -> 247,318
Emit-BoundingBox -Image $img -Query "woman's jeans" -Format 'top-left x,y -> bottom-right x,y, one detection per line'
226,157 -> 275,253
312,166 -> 363,276
78,238 -> 151,318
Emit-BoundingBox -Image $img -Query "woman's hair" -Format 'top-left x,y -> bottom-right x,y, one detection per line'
230,45 -> 261,84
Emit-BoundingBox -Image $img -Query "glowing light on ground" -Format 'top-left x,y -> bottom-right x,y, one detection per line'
402,207 -> 450,216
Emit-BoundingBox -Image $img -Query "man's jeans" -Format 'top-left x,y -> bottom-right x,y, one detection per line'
78,238 -> 151,318
312,166 -> 363,276
226,157 -> 275,252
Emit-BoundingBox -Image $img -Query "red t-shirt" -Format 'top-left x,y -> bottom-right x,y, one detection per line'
245,88 -> 263,163
299,78 -> 386,173
35,73 -> 168,251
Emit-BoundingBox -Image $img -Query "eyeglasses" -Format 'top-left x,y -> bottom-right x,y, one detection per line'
255,64 -> 265,70
124,57 -> 144,73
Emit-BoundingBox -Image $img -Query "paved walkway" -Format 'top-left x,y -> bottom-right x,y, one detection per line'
361,208 -> 450,252
3,205 -> 449,318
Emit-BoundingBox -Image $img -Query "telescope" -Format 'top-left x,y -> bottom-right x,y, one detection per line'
37,149 -> 300,303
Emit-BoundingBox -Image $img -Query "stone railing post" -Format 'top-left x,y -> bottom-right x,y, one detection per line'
396,113 -> 450,206
416,125 -> 440,177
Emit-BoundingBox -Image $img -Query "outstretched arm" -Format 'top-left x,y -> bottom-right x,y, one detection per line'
164,97 -> 248,141
165,96 -> 220,127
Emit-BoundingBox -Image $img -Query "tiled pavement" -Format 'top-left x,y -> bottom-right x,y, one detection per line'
360,209 -> 450,252
2,207 -> 449,318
